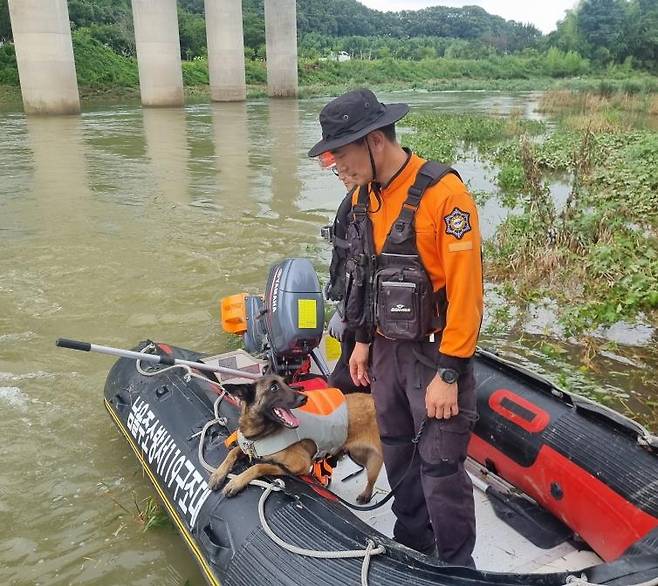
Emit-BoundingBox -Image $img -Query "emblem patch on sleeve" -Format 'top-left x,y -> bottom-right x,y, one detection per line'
444,207 -> 472,240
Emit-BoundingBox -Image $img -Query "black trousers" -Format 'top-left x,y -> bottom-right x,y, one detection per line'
371,334 -> 477,566
328,329 -> 371,394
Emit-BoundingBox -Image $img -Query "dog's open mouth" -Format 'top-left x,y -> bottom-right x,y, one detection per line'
272,407 -> 300,428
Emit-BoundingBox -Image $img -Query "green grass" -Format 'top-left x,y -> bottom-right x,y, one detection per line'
136,496 -> 172,532
0,42 -> 18,85
182,58 -> 209,86
72,29 -> 140,88
403,112 -> 544,164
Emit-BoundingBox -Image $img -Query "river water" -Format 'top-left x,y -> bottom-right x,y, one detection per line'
1,91 -> 655,585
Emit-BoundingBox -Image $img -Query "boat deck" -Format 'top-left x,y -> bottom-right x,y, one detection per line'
332,455 -> 602,573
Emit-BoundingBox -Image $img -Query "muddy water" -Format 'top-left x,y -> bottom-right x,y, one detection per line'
0,92 -> 655,585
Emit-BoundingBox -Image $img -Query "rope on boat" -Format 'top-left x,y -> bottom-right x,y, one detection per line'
136,343 -> 232,474
251,477 -> 385,586
197,394 -> 229,474
565,573 -> 658,586
136,342 -> 226,391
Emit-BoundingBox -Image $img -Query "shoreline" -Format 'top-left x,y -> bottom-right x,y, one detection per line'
2,75 -> 658,112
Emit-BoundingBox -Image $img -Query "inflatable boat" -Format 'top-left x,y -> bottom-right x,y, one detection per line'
96,259 -> 658,586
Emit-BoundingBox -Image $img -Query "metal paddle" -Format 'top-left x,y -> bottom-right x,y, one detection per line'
55,338 -> 261,381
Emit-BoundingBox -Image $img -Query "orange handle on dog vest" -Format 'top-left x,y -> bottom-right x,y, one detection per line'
224,430 -> 239,448
298,387 -> 345,416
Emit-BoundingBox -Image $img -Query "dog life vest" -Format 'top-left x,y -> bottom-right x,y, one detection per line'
236,387 -> 348,461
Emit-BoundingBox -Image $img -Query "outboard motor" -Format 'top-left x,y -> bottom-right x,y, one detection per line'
220,258 -> 325,376
262,258 -> 324,373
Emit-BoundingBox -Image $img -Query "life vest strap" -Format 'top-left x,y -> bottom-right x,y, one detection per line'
312,459 -> 334,487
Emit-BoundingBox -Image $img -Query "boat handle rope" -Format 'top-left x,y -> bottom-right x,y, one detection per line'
565,574 -> 658,586
135,345 -> 236,474
253,477 -> 385,586
197,394 -> 231,474
194,407 -> 385,585
211,474 -> 658,586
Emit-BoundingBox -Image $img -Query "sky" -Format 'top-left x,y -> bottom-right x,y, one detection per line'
358,1 -> 579,34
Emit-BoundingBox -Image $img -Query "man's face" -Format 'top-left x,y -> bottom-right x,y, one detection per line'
331,138 -> 373,186
338,170 -> 357,191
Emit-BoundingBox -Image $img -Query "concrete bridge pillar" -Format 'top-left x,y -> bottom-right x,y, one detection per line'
7,0 -> 80,115
264,0 -> 298,97
204,0 -> 247,102
131,0 -> 185,107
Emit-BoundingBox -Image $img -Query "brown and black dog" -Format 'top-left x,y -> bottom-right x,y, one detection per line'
209,374 -> 383,502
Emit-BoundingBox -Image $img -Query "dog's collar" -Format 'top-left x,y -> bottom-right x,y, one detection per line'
225,429 -> 260,461
236,428 -> 300,460
237,434 -> 259,461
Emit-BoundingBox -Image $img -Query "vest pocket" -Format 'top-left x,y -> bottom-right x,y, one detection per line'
379,281 -> 417,322
375,267 -> 423,340
375,258 -> 440,341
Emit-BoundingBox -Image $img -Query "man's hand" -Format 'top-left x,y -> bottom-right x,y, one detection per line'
426,373 -> 458,419
349,342 -> 370,387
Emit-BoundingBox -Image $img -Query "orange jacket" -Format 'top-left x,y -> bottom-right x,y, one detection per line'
353,152 -> 483,366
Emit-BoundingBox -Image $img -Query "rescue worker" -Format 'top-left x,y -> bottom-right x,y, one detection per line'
308,89 -> 483,567
319,152 -> 371,394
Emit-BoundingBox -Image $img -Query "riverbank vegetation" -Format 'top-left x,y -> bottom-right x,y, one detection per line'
405,91 -> 657,340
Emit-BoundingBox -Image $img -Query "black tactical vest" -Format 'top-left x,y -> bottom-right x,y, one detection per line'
343,161 -> 461,341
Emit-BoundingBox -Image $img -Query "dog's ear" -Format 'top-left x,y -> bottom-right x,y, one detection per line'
223,383 -> 256,404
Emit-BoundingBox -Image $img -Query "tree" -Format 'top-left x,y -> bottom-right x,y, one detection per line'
243,10 -> 265,57
577,0 -> 628,63
178,8 -> 206,59
549,10 -> 582,54
626,0 -> 658,70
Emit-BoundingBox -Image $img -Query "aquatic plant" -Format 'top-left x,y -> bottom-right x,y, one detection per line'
98,481 -> 172,533
134,495 -> 172,532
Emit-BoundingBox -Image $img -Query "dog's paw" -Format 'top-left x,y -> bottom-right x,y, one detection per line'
356,491 -> 373,504
208,470 -> 227,491
222,478 -> 244,498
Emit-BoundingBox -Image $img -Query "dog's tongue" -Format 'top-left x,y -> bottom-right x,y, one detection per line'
274,407 -> 299,428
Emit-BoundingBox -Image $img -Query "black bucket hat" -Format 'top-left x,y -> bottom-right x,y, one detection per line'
308,88 -> 409,157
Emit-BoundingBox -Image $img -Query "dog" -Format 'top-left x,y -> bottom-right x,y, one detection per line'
209,374 -> 383,503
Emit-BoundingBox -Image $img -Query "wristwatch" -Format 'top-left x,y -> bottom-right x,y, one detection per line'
438,368 -> 459,385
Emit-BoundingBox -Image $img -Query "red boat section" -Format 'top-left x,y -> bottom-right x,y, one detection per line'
469,401 -> 658,562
